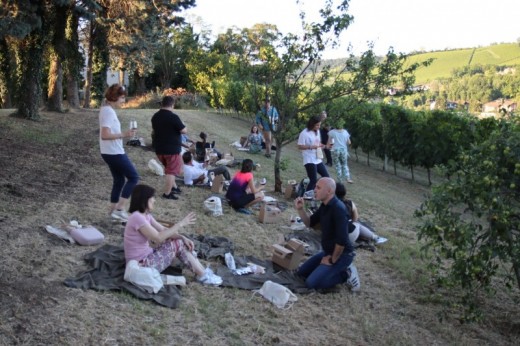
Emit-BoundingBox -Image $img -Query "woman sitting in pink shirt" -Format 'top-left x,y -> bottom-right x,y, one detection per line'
124,184 -> 222,286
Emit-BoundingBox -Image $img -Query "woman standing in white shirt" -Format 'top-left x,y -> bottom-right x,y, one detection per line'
297,115 -> 330,196
99,84 -> 139,221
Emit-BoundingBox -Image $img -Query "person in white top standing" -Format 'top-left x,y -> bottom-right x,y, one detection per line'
297,115 -> 330,196
99,84 -> 140,221
327,118 -> 353,184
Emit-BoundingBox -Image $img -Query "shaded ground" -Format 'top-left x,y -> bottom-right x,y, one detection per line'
0,108 -> 518,345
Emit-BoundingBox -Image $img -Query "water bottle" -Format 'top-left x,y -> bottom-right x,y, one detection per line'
225,252 -> 236,270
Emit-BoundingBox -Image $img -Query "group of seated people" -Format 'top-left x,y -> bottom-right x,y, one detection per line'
124,119 -> 388,292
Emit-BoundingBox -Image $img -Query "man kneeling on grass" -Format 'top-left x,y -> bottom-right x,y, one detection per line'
294,177 -> 360,291
182,151 -> 231,186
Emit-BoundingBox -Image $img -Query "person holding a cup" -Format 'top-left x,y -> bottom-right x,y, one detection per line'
99,84 -> 139,221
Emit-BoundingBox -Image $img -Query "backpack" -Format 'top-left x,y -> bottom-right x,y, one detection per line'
295,178 -> 309,198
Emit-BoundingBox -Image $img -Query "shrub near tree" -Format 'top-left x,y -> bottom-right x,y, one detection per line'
416,118 -> 520,320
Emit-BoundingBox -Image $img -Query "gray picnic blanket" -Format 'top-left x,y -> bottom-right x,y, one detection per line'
64,236 -> 312,309
64,244 -> 182,308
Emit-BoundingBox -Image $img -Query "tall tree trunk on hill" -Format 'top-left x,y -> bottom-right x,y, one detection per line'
83,22 -> 94,108
0,38 -> 13,108
47,4 -> 68,112
64,10 -> 81,109
16,32 -> 45,120
47,55 -> 64,111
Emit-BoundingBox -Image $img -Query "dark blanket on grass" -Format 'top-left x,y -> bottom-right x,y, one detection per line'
64,236 -> 311,309
64,244 -> 183,308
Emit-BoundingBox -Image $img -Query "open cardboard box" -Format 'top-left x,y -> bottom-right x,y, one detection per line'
272,238 -> 307,270
258,202 -> 282,224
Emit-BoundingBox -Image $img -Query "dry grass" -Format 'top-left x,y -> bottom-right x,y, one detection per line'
0,107 -> 518,345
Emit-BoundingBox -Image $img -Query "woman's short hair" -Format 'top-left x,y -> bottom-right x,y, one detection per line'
104,84 -> 127,102
241,158 -> 254,173
306,115 -> 322,130
129,184 -> 155,213
250,125 -> 258,133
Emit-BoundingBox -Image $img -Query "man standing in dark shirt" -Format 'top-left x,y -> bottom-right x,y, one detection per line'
294,177 -> 357,290
151,96 -> 187,200
319,111 -> 333,166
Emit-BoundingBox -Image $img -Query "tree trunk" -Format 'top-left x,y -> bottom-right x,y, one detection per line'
47,54 -> 64,112
16,33 -> 45,120
64,9 -> 80,109
427,167 -> 432,186
273,137 -> 283,193
46,4 -> 68,112
66,75 -> 80,108
0,38 -> 13,108
83,22 -> 94,108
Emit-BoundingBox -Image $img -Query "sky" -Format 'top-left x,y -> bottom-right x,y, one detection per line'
183,0 -> 520,59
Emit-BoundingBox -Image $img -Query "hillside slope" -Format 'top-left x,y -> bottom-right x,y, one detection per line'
405,43 -> 520,83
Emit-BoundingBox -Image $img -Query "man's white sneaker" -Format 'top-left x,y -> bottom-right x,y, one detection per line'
346,264 -> 361,292
111,209 -> 129,221
198,267 -> 223,286
374,236 -> 388,245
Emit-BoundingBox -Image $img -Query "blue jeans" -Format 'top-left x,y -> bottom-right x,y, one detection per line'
101,154 -> 139,203
297,251 -> 355,289
304,162 -> 330,191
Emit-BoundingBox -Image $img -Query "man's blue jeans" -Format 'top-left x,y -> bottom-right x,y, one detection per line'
101,154 -> 139,203
297,251 -> 355,289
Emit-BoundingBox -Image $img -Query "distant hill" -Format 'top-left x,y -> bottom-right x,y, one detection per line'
322,43 -> 520,85
405,43 -> 520,84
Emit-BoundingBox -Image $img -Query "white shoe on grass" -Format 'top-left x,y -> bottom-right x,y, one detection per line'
346,264 -> 361,292
111,209 -> 129,221
198,267 -> 223,286
374,236 -> 388,245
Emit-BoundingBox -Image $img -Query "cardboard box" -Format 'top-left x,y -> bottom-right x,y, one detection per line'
272,238 -> 307,270
259,202 -> 282,223
284,184 -> 297,199
211,174 -> 225,193
224,152 -> 234,161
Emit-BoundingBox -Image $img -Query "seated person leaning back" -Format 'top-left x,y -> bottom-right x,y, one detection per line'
124,184 -> 222,285
243,125 -> 263,154
294,177 -> 355,289
225,158 -> 264,213
182,151 -> 231,185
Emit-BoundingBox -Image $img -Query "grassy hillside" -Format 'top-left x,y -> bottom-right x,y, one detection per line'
405,43 -> 520,83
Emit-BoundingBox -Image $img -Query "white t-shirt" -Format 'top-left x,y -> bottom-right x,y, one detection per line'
328,129 -> 350,151
183,162 -> 207,185
99,105 -> 124,155
297,128 -> 322,165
